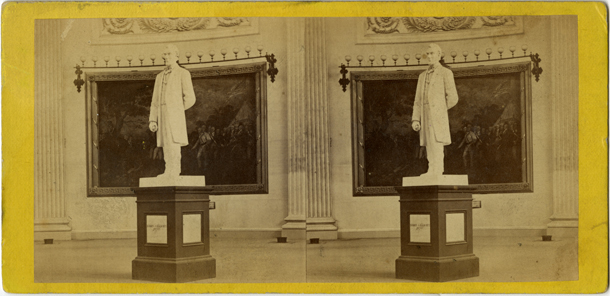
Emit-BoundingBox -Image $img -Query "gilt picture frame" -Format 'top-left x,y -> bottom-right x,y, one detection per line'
351,61 -> 534,195
85,62 -> 268,196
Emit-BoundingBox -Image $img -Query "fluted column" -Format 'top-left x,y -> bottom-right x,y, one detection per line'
34,20 -> 71,241
302,18 -> 336,240
547,16 -> 578,237
282,18 -> 308,239
282,18 -> 337,240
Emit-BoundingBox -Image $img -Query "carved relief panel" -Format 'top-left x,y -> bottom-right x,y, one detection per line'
102,17 -> 251,35
93,17 -> 259,45
358,16 -> 523,44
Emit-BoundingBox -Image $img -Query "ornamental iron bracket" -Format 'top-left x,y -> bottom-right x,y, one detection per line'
337,50 -> 543,92
339,64 -> 350,92
74,52 -> 280,92
74,65 -> 85,93
265,53 -> 278,83
530,53 -> 542,82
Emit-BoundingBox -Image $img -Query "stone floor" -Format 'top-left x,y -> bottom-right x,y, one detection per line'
34,236 -> 577,283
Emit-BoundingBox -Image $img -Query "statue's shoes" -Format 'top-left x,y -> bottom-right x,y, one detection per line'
156,173 -> 180,179
420,172 -> 443,178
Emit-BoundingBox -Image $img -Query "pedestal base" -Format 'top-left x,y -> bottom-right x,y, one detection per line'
132,186 -> 215,283
132,255 -> 216,283
395,186 -> 479,282
139,175 -> 206,187
396,254 -> 479,282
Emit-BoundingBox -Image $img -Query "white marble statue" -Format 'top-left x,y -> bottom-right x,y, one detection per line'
411,44 -> 459,177
148,44 -> 196,178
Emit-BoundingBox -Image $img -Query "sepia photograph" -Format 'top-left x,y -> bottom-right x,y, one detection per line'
2,2 -> 606,294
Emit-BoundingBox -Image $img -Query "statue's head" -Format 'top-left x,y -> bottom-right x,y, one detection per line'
163,44 -> 180,65
425,43 -> 442,65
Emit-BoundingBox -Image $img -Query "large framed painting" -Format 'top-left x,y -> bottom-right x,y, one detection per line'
86,62 -> 268,196
351,61 -> 533,195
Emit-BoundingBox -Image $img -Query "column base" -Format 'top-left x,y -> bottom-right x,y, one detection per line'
396,254 -> 479,282
282,220 -> 307,240
34,218 -> 72,241
307,230 -> 338,240
547,218 -> 578,237
281,229 -> 307,240
307,217 -> 338,240
132,255 -> 216,283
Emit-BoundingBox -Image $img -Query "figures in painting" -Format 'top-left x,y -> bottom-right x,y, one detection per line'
183,121 -> 256,184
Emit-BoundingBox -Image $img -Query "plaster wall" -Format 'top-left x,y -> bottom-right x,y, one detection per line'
325,16 -> 556,234
60,18 -> 289,236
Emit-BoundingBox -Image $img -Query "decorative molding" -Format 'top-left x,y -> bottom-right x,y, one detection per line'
93,18 -> 259,45
402,17 -> 477,33
102,17 -> 248,35
355,186 -> 399,196
453,64 -> 529,77
102,18 -> 135,34
190,64 -> 265,78
89,187 -> 135,196
88,73 -> 157,81
353,72 -> 420,81
475,183 -> 532,192
88,184 -> 267,197
352,63 -> 529,81
354,182 -> 532,196
137,18 -> 210,33
357,16 -> 524,44
87,64 -> 265,82
206,184 -> 267,195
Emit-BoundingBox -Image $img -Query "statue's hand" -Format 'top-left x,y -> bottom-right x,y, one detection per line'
412,121 -> 421,132
149,122 -> 158,132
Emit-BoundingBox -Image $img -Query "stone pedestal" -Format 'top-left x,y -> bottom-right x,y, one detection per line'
132,186 -> 215,283
395,185 -> 479,282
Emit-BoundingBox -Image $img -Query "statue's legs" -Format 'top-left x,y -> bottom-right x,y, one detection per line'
161,142 -> 182,176
158,105 -> 182,177
421,108 -> 444,176
423,141 -> 444,176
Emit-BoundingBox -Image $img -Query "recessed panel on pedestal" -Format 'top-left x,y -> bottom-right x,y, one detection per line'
183,213 -> 202,244
409,214 -> 431,243
446,212 -> 465,243
146,215 -> 167,244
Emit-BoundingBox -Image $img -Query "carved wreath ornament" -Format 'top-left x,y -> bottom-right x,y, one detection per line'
102,17 -> 250,35
367,16 -> 516,34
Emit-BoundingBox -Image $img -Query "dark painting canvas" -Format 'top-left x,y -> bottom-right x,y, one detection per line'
97,73 -> 257,188
362,72 -> 523,186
